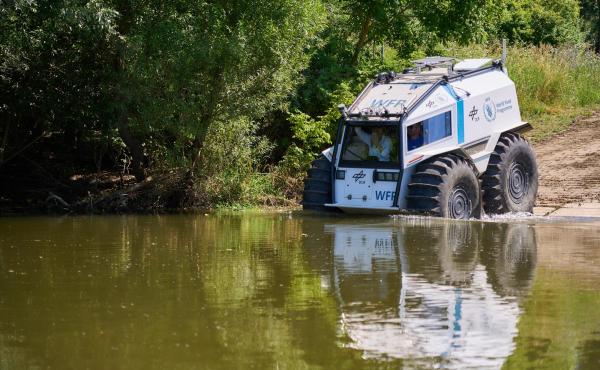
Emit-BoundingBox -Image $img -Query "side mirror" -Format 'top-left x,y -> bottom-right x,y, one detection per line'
338,104 -> 348,119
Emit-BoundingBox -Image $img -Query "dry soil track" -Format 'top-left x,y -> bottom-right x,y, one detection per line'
533,112 -> 600,207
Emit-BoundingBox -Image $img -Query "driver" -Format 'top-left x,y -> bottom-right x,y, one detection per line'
355,126 -> 392,161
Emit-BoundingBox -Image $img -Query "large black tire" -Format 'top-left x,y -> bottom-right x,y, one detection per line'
302,155 -> 334,212
407,154 -> 481,219
482,133 -> 538,214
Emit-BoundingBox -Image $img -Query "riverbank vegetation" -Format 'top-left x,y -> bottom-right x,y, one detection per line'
2,0 -> 600,213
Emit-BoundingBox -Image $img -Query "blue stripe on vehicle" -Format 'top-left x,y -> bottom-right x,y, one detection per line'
457,99 -> 465,144
443,84 -> 460,101
442,83 -> 465,144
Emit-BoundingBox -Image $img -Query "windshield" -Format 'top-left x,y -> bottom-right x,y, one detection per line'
339,125 -> 400,168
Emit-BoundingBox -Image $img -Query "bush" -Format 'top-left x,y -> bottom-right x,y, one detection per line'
498,0 -> 582,45
196,117 -> 273,206
278,81 -> 356,174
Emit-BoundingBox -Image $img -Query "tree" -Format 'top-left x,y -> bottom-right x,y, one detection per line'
288,0 -> 498,160
344,0 -> 497,63
0,1 -> 119,171
580,0 -> 600,51
0,0 -> 327,178
497,0 -> 581,45
113,0 -> 327,178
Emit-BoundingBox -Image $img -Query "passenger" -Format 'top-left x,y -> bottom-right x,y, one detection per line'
407,123 -> 424,150
355,127 -> 392,161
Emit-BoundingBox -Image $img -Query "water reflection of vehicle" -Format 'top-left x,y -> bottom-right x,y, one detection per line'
325,220 -> 536,368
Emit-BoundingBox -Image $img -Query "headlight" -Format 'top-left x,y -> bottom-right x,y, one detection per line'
374,171 -> 399,182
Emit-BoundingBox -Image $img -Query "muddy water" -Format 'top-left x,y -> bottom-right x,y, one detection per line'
0,214 -> 599,369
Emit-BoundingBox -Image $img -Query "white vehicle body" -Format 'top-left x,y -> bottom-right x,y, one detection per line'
322,57 -> 529,214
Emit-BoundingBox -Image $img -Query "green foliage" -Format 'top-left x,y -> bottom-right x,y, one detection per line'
1,0 -> 327,207
343,0 -> 497,57
320,82 -> 358,137
0,0 -> 119,154
497,0 -> 582,45
509,44 -> 600,139
580,0 -> 600,51
197,117 -> 273,206
129,0 -> 326,137
279,111 -> 331,174
278,82 -> 355,174
289,112 -> 331,152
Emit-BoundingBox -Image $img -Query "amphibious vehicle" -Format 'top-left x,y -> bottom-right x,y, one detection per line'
303,53 -> 538,219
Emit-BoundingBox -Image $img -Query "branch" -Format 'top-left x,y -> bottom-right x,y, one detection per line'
351,15 -> 373,65
0,120 -> 9,163
20,154 -> 71,189
0,133 -> 45,170
46,192 -> 70,208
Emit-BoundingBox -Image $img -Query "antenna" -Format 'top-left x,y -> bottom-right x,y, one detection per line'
501,39 -> 508,74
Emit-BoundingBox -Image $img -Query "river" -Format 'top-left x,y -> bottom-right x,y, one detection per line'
1,213 -> 599,369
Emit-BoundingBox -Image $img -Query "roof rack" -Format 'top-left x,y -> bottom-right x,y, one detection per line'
412,56 -> 455,68
406,56 -> 455,75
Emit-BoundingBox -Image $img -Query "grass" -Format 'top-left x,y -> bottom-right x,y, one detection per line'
210,171 -> 300,210
442,43 -> 600,142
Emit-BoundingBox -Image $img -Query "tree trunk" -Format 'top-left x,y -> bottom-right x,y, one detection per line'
112,2 -> 145,182
118,118 -> 146,181
186,116 -> 212,183
351,16 -> 372,65
186,66 -> 223,181
0,119 -> 9,165
189,134 -> 205,177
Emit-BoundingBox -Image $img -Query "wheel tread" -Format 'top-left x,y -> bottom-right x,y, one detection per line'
482,132 -> 538,214
406,154 -> 479,218
302,156 -> 334,211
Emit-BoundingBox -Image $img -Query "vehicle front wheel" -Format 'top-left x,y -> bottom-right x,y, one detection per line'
302,155 -> 334,212
407,154 -> 481,219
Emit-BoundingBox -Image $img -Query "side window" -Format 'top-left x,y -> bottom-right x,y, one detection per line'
406,111 -> 452,151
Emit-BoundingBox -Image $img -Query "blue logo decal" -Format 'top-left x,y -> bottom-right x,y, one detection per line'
483,98 -> 496,122
353,170 -> 366,182
468,106 -> 479,121
370,99 -> 405,108
375,191 -> 395,201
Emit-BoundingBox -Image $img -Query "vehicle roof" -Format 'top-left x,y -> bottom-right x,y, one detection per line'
347,70 -> 443,117
347,58 -> 499,119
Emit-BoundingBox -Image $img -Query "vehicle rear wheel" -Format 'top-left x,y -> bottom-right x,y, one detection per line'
407,154 -> 481,219
302,155 -> 334,212
482,133 -> 538,214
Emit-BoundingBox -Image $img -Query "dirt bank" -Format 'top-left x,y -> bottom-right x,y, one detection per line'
533,112 -> 600,207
